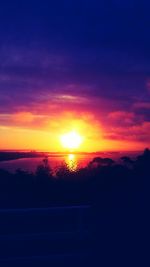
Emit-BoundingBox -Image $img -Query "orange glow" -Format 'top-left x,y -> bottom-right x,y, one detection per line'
0,110 -> 148,152
12,112 -> 35,123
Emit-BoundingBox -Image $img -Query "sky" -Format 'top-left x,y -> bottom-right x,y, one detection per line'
0,0 -> 150,151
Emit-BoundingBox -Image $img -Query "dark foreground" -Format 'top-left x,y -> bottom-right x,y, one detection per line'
0,206 -> 92,266
0,196 -> 147,267
0,149 -> 149,266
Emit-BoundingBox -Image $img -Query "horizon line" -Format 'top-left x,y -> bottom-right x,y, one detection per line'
0,149 -> 145,153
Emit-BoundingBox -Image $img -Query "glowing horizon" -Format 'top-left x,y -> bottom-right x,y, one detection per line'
0,110 -> 149,152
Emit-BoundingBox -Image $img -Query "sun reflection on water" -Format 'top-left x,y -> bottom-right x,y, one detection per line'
65,154 -> 78,172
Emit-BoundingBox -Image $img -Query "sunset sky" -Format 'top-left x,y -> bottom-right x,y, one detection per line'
0,1 -> 150,152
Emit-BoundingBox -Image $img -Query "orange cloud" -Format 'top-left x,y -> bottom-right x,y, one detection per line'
12,112 -> 35,123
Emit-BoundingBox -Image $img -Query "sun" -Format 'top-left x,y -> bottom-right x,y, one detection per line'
60,131 -> 83,150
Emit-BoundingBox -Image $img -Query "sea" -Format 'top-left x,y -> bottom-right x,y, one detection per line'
0,151 -> 141,174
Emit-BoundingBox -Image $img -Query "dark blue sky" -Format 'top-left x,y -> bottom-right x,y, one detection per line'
0,0 -> 150,150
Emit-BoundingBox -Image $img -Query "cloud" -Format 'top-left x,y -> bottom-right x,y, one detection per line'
105,121 -> 150,143
0,45 -> 150,150
0,112 -> 48,130
12,112 -> 35,123
133,101 -> 150,110
146,79 -> 150,94
108,111 -> 135,124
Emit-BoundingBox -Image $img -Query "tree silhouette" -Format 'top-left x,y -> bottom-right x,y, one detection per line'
121,156 -> 134,169
88,157 -> 114,168
36,157 -> 53,183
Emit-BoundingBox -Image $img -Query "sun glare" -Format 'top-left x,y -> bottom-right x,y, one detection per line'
66,154 -> 77,171
60,131 -> 83,150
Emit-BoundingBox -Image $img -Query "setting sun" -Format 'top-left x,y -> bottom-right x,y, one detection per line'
60,131 -> 83,150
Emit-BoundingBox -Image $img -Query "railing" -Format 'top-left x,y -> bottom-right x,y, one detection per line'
0,205 -> 92,264
0,205 -> 91,234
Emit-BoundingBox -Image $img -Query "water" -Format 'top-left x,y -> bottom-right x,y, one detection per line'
0,151 -> 140,173
0,154 -> 91,173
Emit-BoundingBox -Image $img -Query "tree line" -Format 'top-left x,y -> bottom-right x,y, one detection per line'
0,148 -> 149,209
